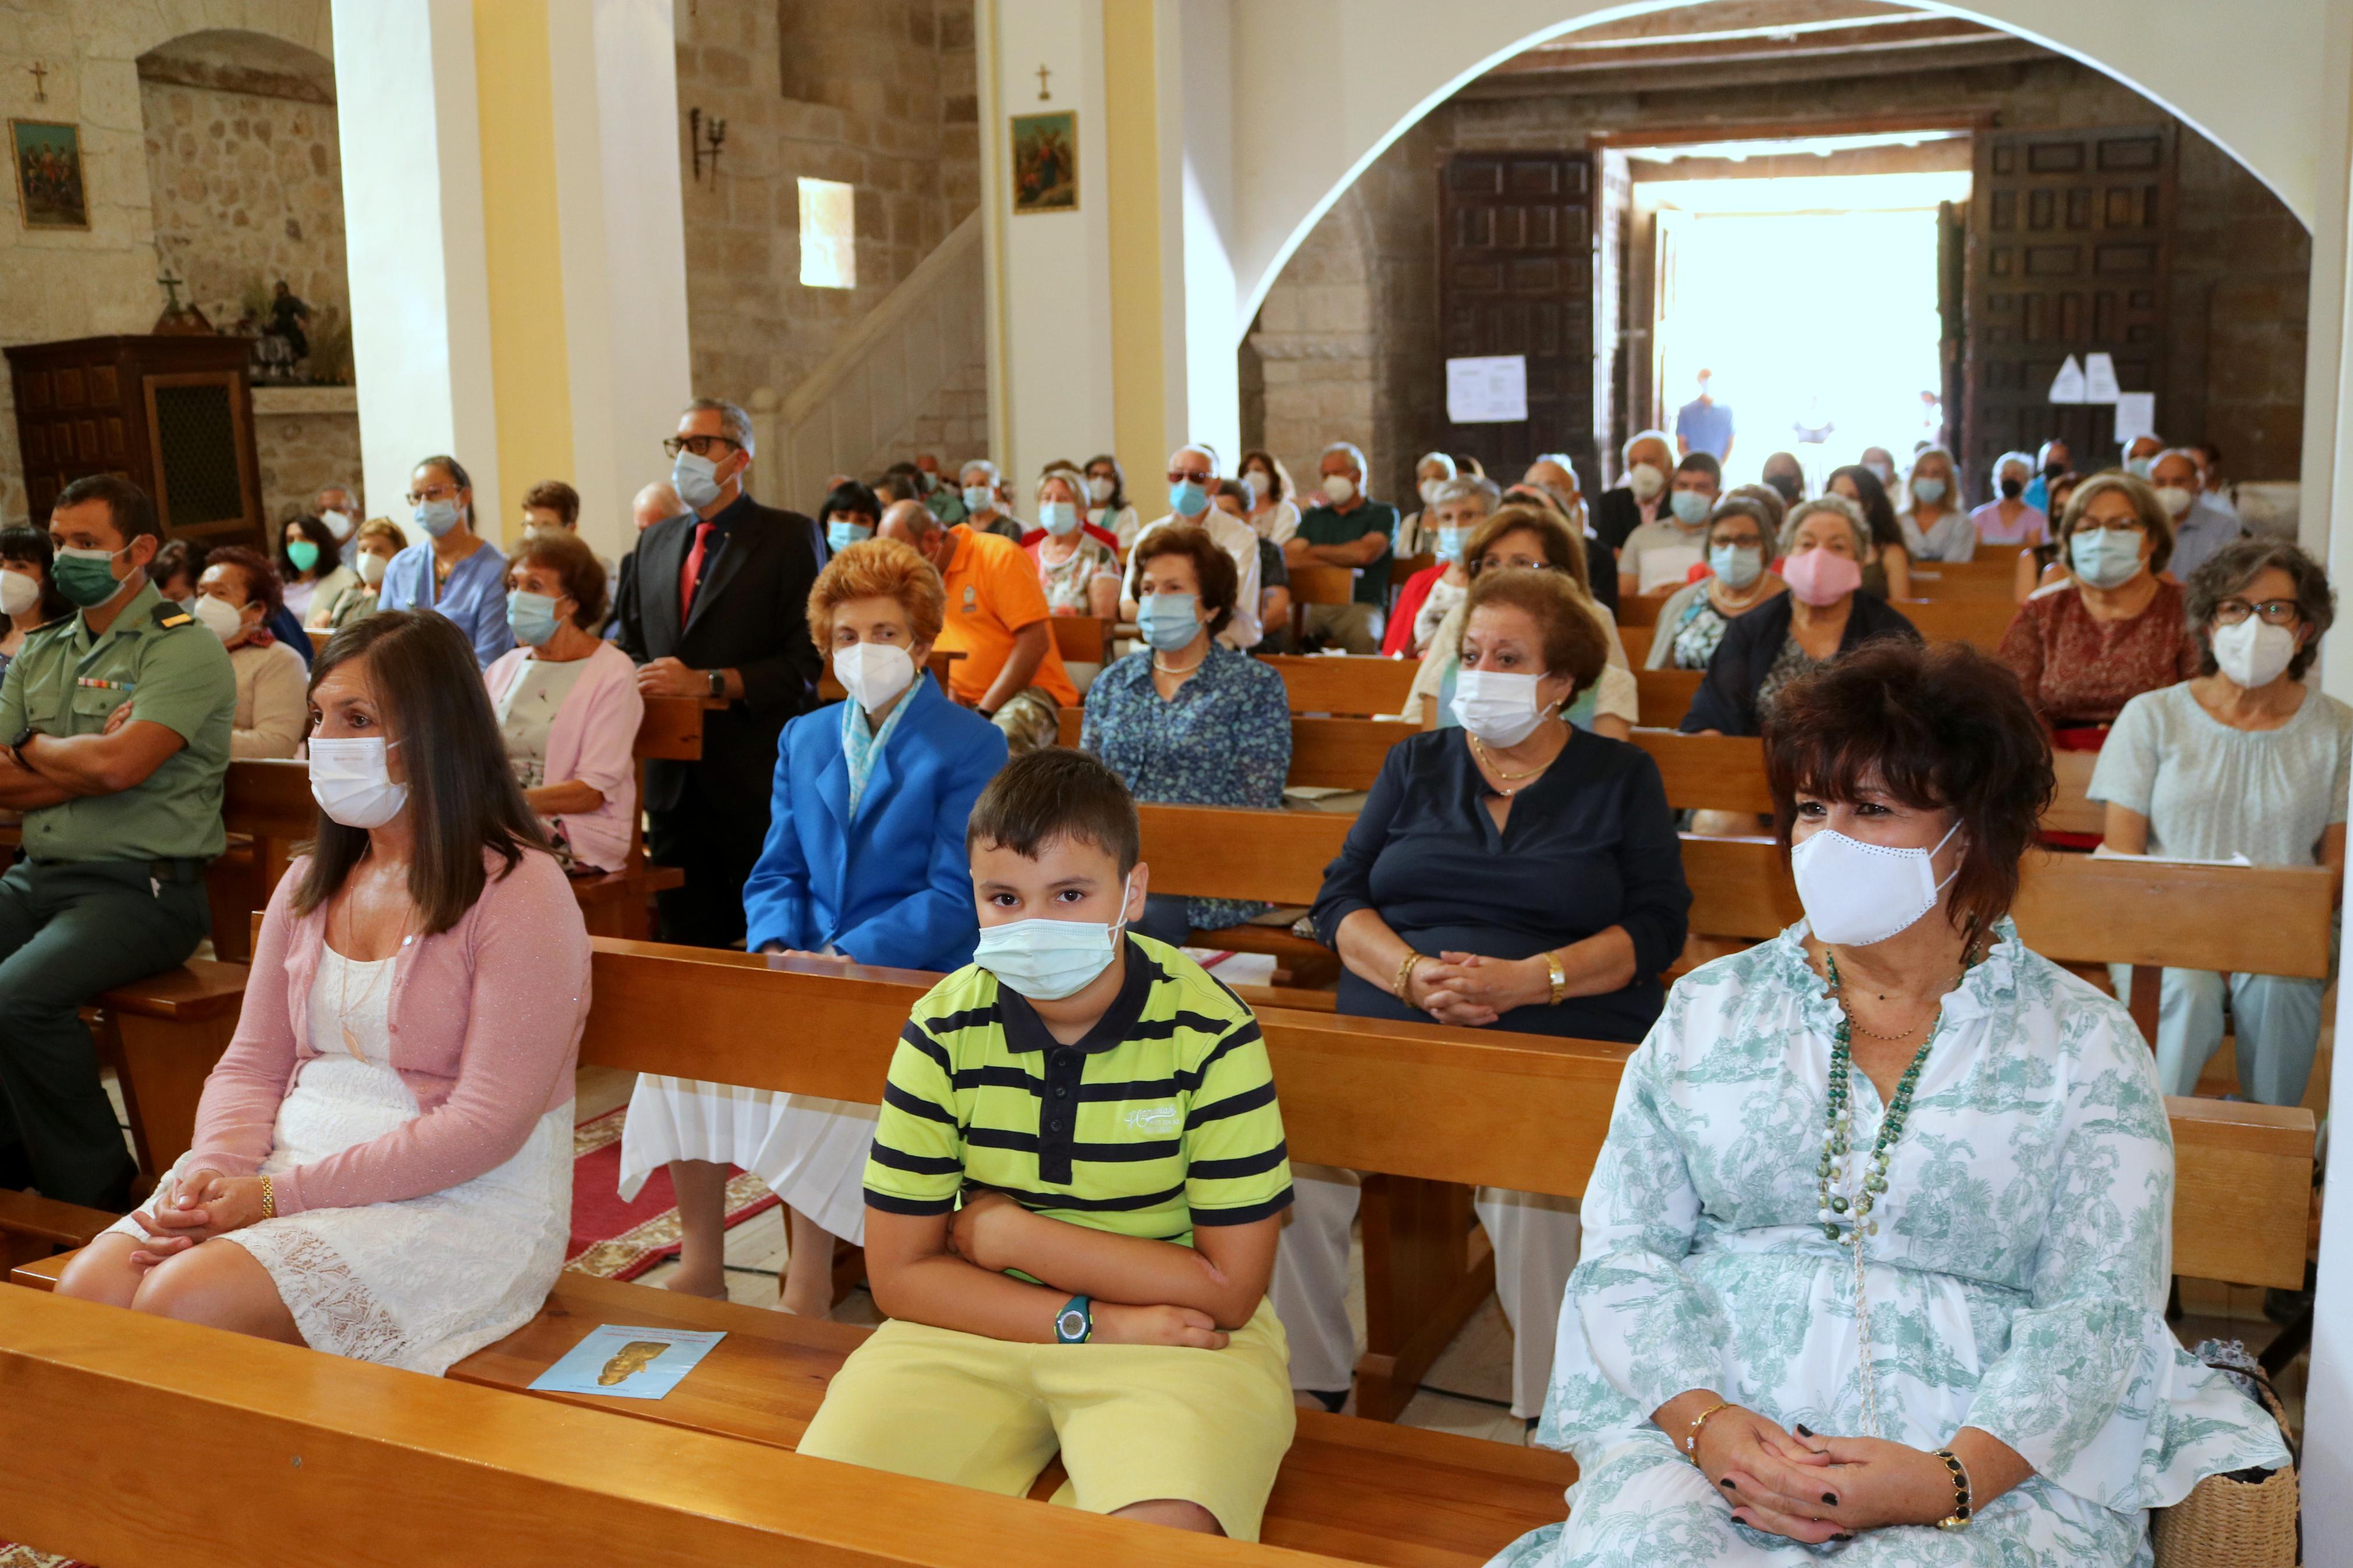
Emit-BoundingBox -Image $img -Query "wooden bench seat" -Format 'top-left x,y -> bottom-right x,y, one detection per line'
95,955 -> 250,1178
0,1190 -> 115,1271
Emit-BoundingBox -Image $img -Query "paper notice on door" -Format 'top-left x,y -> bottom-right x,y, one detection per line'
1446,355 -> 1528,424
2112,392 -> 2157,445
2048,355 -> 2088,404
2084,353 -> 2121,402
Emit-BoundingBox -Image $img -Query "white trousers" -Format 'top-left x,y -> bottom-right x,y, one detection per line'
1268,1164 -> 1581,1419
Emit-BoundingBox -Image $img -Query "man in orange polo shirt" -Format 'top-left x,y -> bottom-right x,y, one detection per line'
878,501 -> 1076,754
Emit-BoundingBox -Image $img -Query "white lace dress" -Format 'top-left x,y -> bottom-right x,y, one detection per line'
109,945 -> 573,1375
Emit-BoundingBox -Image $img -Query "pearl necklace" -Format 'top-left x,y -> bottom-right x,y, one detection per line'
1817,950 -> 1953,1437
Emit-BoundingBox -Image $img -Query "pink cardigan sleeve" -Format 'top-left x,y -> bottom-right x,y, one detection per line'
180,864 -> 310,1181
272,853 -> 591,1215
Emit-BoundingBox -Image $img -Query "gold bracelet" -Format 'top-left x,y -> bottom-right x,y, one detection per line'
1394,951 -> 1424,1004
1543,950 -> 1567,1006
259,1175 -> 275,1222
1683,1398 -> 1735,1463
1932,1448 -> 1972,1530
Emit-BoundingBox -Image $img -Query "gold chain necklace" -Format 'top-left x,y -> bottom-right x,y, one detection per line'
1470,732 -> 1560,794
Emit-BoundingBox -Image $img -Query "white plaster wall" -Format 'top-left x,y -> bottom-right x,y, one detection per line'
331,0 -> 498,542
981,0 -> 1114,492
547,0 -> 693,559
1161,0 -> 1238,465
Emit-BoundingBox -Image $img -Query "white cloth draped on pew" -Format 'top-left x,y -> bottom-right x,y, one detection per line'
618,1077 -> 874,1243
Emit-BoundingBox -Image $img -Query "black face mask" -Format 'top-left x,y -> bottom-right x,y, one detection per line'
2000,477 -> 2025,500
1766,474 -> 1802,503
2042,462 -> 2065,481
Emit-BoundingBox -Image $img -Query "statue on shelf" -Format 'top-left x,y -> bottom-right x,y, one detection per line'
247,279 -> 310,383
268,280 -> 311,361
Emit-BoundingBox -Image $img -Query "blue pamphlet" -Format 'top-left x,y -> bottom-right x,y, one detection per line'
527,1324 -> 726,1400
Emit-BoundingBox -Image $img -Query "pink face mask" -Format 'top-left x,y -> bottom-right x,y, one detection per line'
1782,547 -> 1862,606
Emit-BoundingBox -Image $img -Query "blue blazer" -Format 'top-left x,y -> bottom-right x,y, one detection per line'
741,675 -> 1007,968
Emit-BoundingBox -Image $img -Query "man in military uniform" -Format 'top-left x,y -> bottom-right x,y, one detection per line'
0,475 -> 235,1208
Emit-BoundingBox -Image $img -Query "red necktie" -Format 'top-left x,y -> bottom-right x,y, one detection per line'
678,521 -> 716,621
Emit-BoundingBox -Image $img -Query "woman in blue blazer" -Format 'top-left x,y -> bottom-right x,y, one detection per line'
620,540 -> 1006,1311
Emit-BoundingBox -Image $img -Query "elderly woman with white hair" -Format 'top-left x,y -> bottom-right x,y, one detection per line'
1394,450 -> 1460,559
956,458 -> 1024,542
1592,429 -> 1674,561
1023,466 -> 1121,618
1286,439 -> 1400,654
1680,495 -> 1919,738
1386,474 -> 1500,656
1966,450 -> 2047,556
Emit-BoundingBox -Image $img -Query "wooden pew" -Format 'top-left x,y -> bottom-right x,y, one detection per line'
1287,563 -> 1357,646
1616,593 -> 1669,628
1053,708 -> 1417,794
1635,669 -> 1701,728
1896,596 -> 2019,650
1617,621 -> 1651,667
1257,653 -> 1421,716
1049,614 -> 1115,666
2042,748 -> 2104,838
2,1285 -> 1384,1568
1908,559 -> 2020,598
1676,834 -> 2338,1048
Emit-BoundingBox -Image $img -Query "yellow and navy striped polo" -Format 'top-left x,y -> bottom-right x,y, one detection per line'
864,932 -> 1293,1250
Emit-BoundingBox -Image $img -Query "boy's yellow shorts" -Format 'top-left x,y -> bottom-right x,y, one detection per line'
798,1300 -> 1296,1541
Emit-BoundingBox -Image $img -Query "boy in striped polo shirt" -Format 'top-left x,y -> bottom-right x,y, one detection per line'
797,749 -> 1296,1539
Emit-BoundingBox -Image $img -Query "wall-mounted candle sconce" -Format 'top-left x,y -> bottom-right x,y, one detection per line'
688,106 -> 727,183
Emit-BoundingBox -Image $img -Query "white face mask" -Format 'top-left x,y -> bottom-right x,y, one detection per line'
1450,668 -> 1550,748
1791,820 -> 1960,948
1322,474 -> 1358,505
1419,478 -> 1443,506
973,873 -> 1135,1001
192,593 -> 246,644
308,737 -> 410,829
1242,472 -> 1267,506
322,509 -> 357,542
0,568 -> 40,618
1628,462 -> 1666,501
2155,485 -> 2195,518
1084,475 -> 1113,505
356,551 -> 388,586
835,641 -> 917,712
2212,617 -> 2298,689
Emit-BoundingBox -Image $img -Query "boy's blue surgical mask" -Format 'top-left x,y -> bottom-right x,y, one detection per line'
1709,543 -> 1763,590
2069,527 -> 2145,589
973,873 -> 1136,1000
1137,592 -> 1202,652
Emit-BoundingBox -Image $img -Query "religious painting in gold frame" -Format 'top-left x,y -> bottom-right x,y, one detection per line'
1010,111 -> 1077,215
10,120 -> 88,230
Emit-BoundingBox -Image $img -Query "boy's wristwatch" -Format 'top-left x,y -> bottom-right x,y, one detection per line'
1054,1295 -> 1093,1345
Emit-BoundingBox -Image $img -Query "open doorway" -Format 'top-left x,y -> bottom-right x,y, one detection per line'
1622,130 -> 1967,492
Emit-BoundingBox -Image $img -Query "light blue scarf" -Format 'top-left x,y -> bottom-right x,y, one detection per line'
841,684 -> 915,819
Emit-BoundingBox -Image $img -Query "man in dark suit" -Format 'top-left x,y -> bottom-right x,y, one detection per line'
618,397 -> 825,947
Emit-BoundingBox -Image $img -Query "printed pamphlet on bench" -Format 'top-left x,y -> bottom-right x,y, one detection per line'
528,1324 -> 727,1400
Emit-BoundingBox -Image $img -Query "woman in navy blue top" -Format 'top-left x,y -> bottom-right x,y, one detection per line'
376,454 -> 514,668
1272,566 -> 1691,1424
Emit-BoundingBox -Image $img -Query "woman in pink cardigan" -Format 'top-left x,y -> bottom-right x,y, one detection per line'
482,527 -> 642,873
60,611 -> 591,1375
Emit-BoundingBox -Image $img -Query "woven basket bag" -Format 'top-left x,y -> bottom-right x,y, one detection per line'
2150,1377 -> 2299,1568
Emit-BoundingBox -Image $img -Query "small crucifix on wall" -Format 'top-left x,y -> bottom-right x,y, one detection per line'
1036,63 -> 1052,101
26,62 -> 49,104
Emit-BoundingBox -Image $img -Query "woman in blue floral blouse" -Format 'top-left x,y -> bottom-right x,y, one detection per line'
1080,522 -> 1290,945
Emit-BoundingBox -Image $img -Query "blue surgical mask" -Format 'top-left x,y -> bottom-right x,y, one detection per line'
1039,500 -> 1080,537
973,873 -> 1135,1001
963,485 -> 995,516
827,518 -> 874,552
2070,528 -> 2145,589
413,498 -> 463,538
1137,592 -> 1202,651
1911,478 -> 1947,504
1169,478 -> 1208,516
1709,543 -> 1763,589
2125,456 -> 2155,479
1435,526 -> 1470,564
1669,490 -> 1710,527
506,589 -> 563,647
672,450 -> 723,511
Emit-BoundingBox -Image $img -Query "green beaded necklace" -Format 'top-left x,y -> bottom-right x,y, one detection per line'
1816,949 -> 1950,1437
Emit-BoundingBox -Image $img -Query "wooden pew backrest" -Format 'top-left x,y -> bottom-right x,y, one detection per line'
1137,801 -> 1351,906
1258,653 -> 1421,716
1630,729 -> 1771,815
1288,563 -> 1357,607
1636,669 -> 1702,728
1896,596 -> 2019,650
1050,615 -> 1114,665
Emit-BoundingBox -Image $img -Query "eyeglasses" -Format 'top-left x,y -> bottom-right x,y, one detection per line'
663,435 -> 742,460
2213,598 -> 2302,627
2074,518 -> 2147,537
1166,467 -> 1212,485
403,482 -> 459,505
